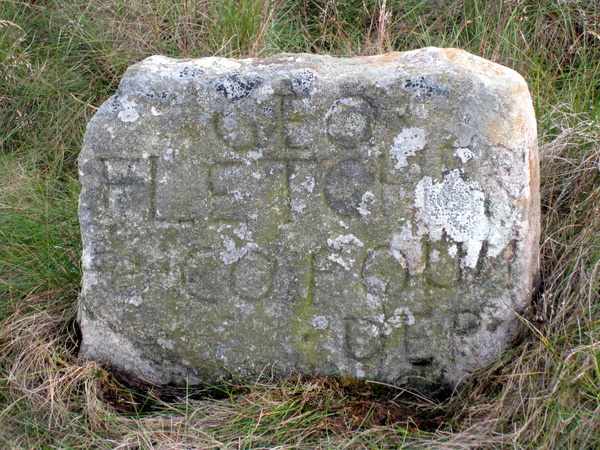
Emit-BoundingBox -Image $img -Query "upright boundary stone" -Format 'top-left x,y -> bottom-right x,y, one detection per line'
78,48 -> 539,389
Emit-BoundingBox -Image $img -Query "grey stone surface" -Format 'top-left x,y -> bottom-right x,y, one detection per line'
78,48 -> 539,389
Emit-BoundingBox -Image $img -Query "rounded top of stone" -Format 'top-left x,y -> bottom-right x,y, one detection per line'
128,47 -> 527,86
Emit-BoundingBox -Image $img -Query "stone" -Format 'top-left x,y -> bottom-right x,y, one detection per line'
77,47 -> 539,390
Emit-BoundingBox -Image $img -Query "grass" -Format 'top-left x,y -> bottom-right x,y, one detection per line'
1,0 -> 599,447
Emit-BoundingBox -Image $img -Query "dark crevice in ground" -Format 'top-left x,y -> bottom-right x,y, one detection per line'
98,365 -> 452,432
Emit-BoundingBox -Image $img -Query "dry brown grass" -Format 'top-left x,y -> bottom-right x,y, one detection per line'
2,116 -> 597,448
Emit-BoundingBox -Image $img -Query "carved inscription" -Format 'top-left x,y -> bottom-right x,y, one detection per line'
95,90 -> 473,371
79,51 -> 538,388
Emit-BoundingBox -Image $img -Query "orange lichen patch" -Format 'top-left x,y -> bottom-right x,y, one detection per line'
361,52 -> 403,65
485,117 -> 511,146
485,94 -> 534,146
442,48 -> 516,78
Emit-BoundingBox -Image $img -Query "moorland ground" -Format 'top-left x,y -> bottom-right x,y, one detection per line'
1,1 -> 598,448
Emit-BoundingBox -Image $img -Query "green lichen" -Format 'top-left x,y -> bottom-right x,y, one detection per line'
290,255 -> 328,369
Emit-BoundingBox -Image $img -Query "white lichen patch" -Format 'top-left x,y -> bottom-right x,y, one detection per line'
228,189 -> 247,201
390,222 -> 424,274
219,234 -> 259,265
82,250 -> 94,271
392,307 -> 415,326
163,147 -> 178,162
253,83 -> 275,102
199,57 -> 241,72
327,253 -> 353,270
486,194 -> 518,257
391,166 -> 515,271
290,199 -> 306,213
325,96 -> 361,115
364,276 -> 386,293
327,234 -> 364,251
146,55 -> 241,75
300,176 -> 315,193
366,292 -> 384,309
233,223 -> 253,240
117,95 -> 140,123
390,127 -> 427,169
382,307 -> 415,335
225,150 -> 263,165
310,316 -> 329,330
414,169 -> 512,268
411,103 -> 428,118
357,191 -> 375,216
247,150 -> 263,162
454,147 -> 474,163
127,293 -> 143,306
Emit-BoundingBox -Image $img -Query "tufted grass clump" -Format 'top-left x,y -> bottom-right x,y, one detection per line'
1,0 -> 599,448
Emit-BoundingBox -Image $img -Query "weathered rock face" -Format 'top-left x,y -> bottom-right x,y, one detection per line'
78,48 -> 539,389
